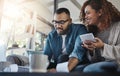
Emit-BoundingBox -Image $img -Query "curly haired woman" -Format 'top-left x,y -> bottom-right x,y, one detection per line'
79,0 -> 120,72
56,0 -> 120,72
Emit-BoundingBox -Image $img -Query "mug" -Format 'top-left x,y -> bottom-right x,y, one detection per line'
27,51 -> 49,72
0,62 -> 18,72
0,62 -> 11,72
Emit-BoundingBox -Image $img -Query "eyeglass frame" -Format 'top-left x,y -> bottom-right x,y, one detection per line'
52,19 -> 69,25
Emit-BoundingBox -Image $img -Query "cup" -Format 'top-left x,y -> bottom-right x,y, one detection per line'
0,62 -> 18,72
27,51 -> 49,72
0,62 -> 11,72
4,64 -> 18,72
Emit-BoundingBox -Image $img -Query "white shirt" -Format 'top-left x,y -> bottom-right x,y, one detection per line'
61,35 -> 67,54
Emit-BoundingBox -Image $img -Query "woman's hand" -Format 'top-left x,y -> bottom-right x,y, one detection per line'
93,37 -> 104,48
82,37 -> 104,51
82,40 -> 95,51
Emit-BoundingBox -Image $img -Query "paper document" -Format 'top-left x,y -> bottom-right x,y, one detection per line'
10,64 -> 18,72
80,33 -> 96,42
56,62 -> 69,72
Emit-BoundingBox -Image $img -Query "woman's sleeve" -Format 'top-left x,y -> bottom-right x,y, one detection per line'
101,22 -> 120,60
101,43 -> 120,60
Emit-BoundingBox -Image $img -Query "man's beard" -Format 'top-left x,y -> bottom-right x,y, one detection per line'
57,28 -> 69,35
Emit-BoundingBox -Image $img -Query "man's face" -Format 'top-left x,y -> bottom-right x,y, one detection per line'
52,12 -> 71,35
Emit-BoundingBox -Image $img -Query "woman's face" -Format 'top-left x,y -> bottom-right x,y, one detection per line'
84,5 -> 101,26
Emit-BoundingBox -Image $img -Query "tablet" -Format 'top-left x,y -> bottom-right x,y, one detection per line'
80,33 -> 96,42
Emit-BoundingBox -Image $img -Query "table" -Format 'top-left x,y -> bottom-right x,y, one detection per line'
0,72 -> 120,76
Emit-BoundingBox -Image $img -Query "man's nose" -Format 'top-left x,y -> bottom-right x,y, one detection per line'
55,23 -> 62,27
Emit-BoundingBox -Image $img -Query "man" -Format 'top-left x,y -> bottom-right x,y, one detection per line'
43,8 -> 88,72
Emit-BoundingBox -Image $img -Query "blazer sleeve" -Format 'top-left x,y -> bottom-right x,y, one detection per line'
101,22 -> 120,60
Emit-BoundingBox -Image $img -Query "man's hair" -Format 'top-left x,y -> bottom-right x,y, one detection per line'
80,0 -> 120,30
55,8 -> 70,16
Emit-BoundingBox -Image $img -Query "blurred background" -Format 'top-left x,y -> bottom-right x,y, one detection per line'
0,0 -> 119,58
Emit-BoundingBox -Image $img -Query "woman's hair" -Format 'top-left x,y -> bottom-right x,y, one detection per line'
80,0 -> 120,30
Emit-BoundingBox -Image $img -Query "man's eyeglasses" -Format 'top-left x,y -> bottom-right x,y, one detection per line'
52,19 -> 69,25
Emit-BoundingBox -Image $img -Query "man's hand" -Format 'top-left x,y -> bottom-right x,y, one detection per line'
47,68 -> 57,73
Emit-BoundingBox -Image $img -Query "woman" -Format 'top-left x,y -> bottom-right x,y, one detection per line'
80,0 -> 120,72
